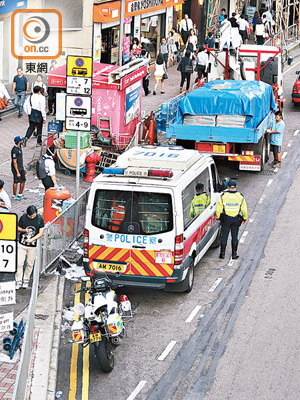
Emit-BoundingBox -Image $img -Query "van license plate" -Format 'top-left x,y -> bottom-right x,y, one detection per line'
90,332 -> 102,343
96,262 -> 126,272
155,251 -> 172,264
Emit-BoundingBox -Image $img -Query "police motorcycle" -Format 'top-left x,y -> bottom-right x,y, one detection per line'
71,276 -> 132,372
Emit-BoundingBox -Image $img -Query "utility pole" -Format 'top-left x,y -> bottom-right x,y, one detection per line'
118,0 -> 125,66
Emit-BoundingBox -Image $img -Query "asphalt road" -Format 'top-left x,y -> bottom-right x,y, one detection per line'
56,56 -> 300,400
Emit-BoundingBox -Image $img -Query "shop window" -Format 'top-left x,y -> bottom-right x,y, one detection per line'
141,14 -> 164,59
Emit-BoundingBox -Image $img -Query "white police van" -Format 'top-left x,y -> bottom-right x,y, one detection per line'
83,146 -> 222,292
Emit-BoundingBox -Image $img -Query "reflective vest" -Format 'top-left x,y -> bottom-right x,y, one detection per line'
108,205 -> 125,232
216,191 -> 248,220
190,193 -> 211,218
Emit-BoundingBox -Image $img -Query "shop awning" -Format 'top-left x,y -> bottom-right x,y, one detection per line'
93,0 -> 184,23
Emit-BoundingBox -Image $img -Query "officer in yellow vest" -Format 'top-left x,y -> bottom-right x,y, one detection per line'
190,182 -> 211,219
216,179 -> 248,260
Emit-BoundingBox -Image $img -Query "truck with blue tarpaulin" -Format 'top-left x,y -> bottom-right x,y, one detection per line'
166,80 -> 277,171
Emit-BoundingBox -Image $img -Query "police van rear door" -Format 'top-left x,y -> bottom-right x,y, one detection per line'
90,185 -> 175,279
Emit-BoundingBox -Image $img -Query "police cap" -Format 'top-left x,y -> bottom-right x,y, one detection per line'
228,179 -> 237,188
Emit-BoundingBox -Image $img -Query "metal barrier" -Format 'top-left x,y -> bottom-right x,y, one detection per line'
13,241 -> 41,400
41,188 -> 90,273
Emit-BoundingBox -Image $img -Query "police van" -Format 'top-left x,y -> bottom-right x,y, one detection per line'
83,146 -> 222,292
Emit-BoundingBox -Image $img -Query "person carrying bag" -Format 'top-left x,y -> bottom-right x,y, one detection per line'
178,50 -> 193,93
23,86 -> 46,146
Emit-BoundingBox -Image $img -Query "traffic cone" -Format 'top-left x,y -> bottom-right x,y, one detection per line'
147,118 -> 155,145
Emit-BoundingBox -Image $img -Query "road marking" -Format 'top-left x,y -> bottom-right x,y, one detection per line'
294,130 -> 299,136
69,282 -> 81,400
287,141 -> 292,147
258,195 -> 266,204
284,59 -> 300,75
185,305 -> 202,323
249,211 -> 258,223
266,179 -> 273,187
82,281 -> 91,400
126,381 -> 147,400
228,259 -> 234,267
240,231 -> 248,244
209,278 -> 223,292
282,152 -> 287,159
158,340 -> 177,361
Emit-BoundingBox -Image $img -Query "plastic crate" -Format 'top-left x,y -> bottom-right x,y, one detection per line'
65,131 -> 90,149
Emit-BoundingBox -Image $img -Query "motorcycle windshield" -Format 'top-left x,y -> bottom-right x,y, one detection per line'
90,187 -> 175,277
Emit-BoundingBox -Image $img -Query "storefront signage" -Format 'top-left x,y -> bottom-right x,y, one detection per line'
125,81 -> 141,125
0,282 -> 16,306
0,312 -> 13,332
123,36 -> 130,64
120,65 -> 147,90
93,0 -> 184,22
0,0 -> 27,15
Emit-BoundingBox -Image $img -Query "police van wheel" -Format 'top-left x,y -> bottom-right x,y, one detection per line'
185,259 -> 195,293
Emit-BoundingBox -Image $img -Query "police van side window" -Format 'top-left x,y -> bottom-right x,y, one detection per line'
182,168 -> 211,229
211,163 -> 219,192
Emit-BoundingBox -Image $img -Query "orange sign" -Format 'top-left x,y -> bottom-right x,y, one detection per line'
94,0 -> 184,23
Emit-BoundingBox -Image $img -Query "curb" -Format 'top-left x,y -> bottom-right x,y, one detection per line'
29,275 -> 65,399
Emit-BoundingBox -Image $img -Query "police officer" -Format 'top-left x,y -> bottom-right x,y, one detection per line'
216,179 -> 247,259
190,183 -> 211,218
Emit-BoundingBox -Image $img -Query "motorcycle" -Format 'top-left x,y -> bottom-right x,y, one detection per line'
70,277 -> 133,372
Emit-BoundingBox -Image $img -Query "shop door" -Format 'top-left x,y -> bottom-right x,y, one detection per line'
101,28 -> 112,64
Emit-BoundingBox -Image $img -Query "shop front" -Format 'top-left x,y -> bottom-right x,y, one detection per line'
93,0 -> 183,64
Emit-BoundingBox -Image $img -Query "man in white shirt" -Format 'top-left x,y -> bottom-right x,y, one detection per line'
0,179 -> 11,212
180,14 -> 193,44
41,148 -> 58,191
237,14 -> 248,43
195,46 -> 209,81
24,86 -> 46,146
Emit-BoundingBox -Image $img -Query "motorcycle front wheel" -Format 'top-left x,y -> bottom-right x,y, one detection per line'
94,338 -> 114,372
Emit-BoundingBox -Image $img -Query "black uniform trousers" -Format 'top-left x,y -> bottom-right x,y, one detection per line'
220,215 -> 240,245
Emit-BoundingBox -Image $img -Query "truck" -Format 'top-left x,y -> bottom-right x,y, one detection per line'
166,80 -> 277,172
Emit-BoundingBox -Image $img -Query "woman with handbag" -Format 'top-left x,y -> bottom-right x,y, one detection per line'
178,50 -> 193,93
23,86 -> 46,146
0,81 -> 12,121
153,53 -> 167,95
255,18 -> 266,45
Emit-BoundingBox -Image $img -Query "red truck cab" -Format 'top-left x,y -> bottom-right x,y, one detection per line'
292,71 -> 300,107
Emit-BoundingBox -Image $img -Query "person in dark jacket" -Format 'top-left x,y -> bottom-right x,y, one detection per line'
178,50 -> 193,93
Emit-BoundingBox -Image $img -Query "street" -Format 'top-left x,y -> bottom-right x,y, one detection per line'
55,58 -> 300,400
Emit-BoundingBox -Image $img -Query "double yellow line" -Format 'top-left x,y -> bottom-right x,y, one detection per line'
69,280 -> 91,400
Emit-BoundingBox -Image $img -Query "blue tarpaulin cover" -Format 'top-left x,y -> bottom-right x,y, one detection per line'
174,80 -> 276,129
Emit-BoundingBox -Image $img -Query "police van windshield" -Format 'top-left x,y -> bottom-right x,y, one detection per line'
92,189 -> 173,235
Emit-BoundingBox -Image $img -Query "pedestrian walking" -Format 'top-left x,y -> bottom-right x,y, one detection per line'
141,49 -> 151,96
16,205 -> 44,289
237,15 -> 248,43
195,46 -> 208,82
190,183 -> 211,218
40,147 -> 58,191
252,11 -> 260,40
0,180 -> 11,213
11,136 -> 27,201
167,31 -> 177,66
31,74 -> 47,95
269,110 -> 285,168
229,13 -> 239,28
219,8 -> 226,24
255,18 -> 266,45
0,81 -> 12,121
178,50 -> 193,93
193,24 -> 199,37
186,29 -> 198,54
24,86 -> 46,146
204,32 -> 215,49
12,68 -> 29,118
179,14 -> 193,44
172,28 -> 181,52
216,179 -> 248,260
153,53 -> 167,95
158,38 -> 170,70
